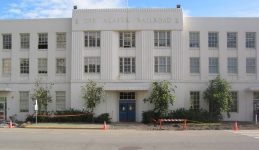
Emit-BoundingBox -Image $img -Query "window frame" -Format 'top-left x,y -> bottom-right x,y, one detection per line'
20,33 -> 30,49
190,57 -> 200,74
119,57 -> 136,74
84,31 -> 101,48
38,33 -> 48,49
246,32 -> 256,49
230,91 -> 238,113
246,57 -> 256,74
190,91 -> 200,111
154,56 -> 171,73
20,91 -> 29,112
2,58 -> 11,76
56,91 -> 66,111
227,57 -> 238,74
38,58 -> 48,74
227,32 -> 237,49
119,32 -> 136,48
20,58 -> 29,74
84,57 -> 101,73
56,58 -> 66,74
189,32 -> 200,48
208,32 -> 219,49
56,32 -> 66,49
209,57 -> 219,74
2,34 -> 12,50
154,31 -> 171,48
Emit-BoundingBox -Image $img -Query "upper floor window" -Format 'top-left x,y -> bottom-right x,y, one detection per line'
119,32 -> 135,48
190,57 -> 200,74
246,57 -> 256,74
2,34 -> 12,49
20,91 -> 29,112
227,32 -> 237,48
246,32 -> 256,49
20,33 -> 30,49
38,33 -> 48,49
227,57 -> 238,74
119,57 -> 136,74
38,58 -> 47,74
209,57 -> 219,74
56,33 -> 66,49
20,58 -> 29,74
84,31 -> 100,47
190,91 -> 200,110
208,32 -> 218,48
189,32 -> 200,48
56,58 -> 66,74
56,91 -> 66,111
154,56 -> 171,73
230,91 -> 238,112
154,31 -> 171,47
84,57 -> 100,73
2,58 -> 11,75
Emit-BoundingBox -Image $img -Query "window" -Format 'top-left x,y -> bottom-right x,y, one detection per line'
2,34 -> 12,49
154,31 -> 171,47
120,57 -> 136,74
20,33 -> 30,49
227,32 -> 237,48
2,59 -> 11,75
246,32 -> 256,48
154,56 -> 171,73
253,92 -> 259,100
119,32 -> 135,48
190,57 -> 200,73
38,33 -> 48,49
208,32 -> 218,48
246,57 -> 256,74
20,91 -> 29,112
56,91 -> 66,111
189,32 -> 200,48
84,31 -> 100,47
209,57 -> 219,74
56,33 -> 66,49
20,59 -> 29,74
120,92 -> 135,100
190,91 -> 200,110
56,58 -> 66,74
230,92 -> 238,112
84,57 -> 100,73
38,58 -> 47,74
227,57 -> 238,74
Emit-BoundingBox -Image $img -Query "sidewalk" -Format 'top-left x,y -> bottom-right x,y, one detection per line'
22,123 -> 104,129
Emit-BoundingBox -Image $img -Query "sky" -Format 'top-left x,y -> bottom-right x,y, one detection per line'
1,0 -> 259,19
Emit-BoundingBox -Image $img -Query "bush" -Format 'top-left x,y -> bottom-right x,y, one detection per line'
25,109 -> 94,123
94,113 -> 111,123
142,108 -> 221,124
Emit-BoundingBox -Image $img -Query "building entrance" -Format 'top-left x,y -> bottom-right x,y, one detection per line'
119,92 -> 136,122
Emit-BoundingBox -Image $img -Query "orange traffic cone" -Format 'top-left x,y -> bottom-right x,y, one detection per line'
103,121 -> 108,130
183,120 -> 188,130
8,120 -> 13,128
233,121 -> 239,131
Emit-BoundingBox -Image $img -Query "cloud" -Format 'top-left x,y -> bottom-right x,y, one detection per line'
1,0 -> 125,19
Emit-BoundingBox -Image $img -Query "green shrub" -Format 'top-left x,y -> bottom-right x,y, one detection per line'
25,109 -> 94,123
94,113 -> 111,123
142,110 -> 160,124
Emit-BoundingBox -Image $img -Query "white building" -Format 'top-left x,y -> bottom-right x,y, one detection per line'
0,7 -> 259,122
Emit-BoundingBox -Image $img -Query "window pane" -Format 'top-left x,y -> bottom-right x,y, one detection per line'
38,33 -> 48,49
246,32 -> 256,48
84,31 -> 101,47
189,32 -> 200,48
2,59 -> 11,75
208,32 -> 218,48
190,91 -> 200,110
20,91 -> 29,112
56,58 -> 66,74
20,33 -> 30,49
20,59 -> 29,74
227,32 -> 237,48
3,34 -> 12,49
84,57 -> 101,73
230,92 -> 238,112
38,58 -> 47,74
227,57 -> 238,74
56,91 -> 66,111
56,33 -> 66,48
154,31 -> 171,47
246,58 -> 256,73
209,57 -> 219,73
190,57 -> 200,73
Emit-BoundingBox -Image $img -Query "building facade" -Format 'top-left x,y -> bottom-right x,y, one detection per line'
0,8 -> 259,122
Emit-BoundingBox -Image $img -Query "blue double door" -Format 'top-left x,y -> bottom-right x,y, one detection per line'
119,100 -> 136,122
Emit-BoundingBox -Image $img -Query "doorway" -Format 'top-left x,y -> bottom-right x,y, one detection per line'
119,92 -> 136,122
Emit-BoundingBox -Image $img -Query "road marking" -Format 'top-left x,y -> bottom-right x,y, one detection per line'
230,130 -> 259,139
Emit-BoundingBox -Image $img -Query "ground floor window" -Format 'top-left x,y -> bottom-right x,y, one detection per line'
230,91 -> 238,112
190,91 -> 200,110
56,91 -> 66,111
20,91 -> 29,112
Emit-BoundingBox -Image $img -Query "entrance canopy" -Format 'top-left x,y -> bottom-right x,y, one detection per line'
0,87 -> 12,92
104,82 -> 150,91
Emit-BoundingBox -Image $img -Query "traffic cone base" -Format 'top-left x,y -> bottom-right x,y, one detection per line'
103,121 -> 108,130
233,121 -> 239,131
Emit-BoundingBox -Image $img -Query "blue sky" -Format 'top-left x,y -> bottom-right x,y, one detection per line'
1,0 -> 259,19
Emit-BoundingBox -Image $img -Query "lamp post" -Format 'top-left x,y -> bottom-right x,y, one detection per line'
35,100 -> 38,124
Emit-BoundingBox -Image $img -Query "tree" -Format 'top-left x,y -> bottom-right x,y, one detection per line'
81,80 -> 105,113
203,75 -> 232,119
144,81 -> 176,118
31,79 -> 53,113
